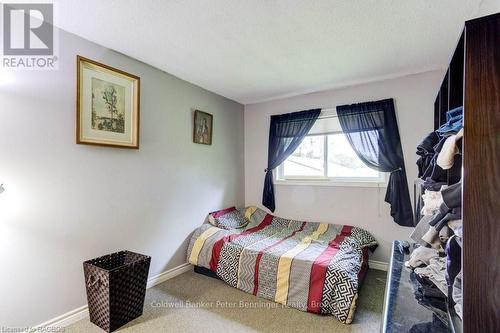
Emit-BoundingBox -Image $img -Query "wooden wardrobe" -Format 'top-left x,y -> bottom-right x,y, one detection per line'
433,12 -> 500,333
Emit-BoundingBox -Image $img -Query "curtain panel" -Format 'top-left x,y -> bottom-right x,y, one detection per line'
336,99 -> 414,226
262,109 -> 321,212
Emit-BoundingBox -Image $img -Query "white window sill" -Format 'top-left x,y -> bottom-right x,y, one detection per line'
274,179 -> 387,188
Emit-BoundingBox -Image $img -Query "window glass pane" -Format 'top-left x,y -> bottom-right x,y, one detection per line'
283,136 -> 325,177
308,111 -> 342,135
327,134 -> 379,178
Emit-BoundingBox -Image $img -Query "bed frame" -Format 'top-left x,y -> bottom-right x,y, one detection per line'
193,265 -> 220,280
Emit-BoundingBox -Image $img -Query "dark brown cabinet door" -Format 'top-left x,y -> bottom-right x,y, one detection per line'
463,13 -> 500,333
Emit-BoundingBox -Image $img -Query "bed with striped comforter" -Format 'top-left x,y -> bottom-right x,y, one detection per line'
187,206 -> 378,324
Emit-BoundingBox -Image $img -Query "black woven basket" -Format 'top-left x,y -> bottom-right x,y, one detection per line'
83,251 -> 151,332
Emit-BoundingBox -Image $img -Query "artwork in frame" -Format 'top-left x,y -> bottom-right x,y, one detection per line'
77,56 -> 140,148
193,110 -> 213,145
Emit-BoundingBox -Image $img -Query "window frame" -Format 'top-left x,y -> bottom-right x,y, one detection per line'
275,131 -> 387,188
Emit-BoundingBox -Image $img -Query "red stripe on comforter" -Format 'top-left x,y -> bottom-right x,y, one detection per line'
307,225 -> 353,313
253,221 -> 307,295
210,214 -> 274,272
211,207 -> 236,218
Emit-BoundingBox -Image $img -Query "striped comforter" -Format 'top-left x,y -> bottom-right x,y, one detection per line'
187,206 -> 378,324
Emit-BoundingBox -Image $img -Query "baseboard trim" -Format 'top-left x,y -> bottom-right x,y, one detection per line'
33,305 -> 89,330
369,259 -> 389,271
147,262 -> 192,288
31,263 -> 193,330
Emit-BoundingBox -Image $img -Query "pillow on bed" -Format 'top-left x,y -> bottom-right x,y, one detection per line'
208,207 -> 248,230
244,206 -> 268,229
350,226 -> 379,250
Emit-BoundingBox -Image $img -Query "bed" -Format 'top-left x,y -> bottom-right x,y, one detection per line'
186,206 -> 378,324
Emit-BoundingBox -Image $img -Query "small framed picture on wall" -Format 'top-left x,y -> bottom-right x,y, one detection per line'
193,110 -> 213,145
76,56 -> 140,149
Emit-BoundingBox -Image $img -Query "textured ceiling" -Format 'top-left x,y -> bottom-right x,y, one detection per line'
56,0 -> 496,104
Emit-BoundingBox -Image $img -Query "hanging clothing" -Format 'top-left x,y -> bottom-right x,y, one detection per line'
420,189 -> 444,216
423,177 -> 447,191
421,226 -> 444,251
411,214 -> 436,247
430,208 -> 462,231
453,270 -> 463,319
437,106 -> 463,134
416,132 -> 440,177
439,225 -> 453,242
412,181 -> 461,249
441,181 -> 462,210
436,129 -> 463,170
447,219 -> 462,233
446,235 -> 462,290
422,206 -> 461,250
336,98 -> 413,226
262,109 -> 321,212
422,137 -> 448,183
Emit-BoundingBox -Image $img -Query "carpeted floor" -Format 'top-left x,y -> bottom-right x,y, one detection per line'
67,268 -> 387,333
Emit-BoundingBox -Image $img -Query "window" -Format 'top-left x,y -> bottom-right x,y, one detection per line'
276,110 -> 385,186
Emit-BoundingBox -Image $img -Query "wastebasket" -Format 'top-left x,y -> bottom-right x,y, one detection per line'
83,250 -> 151,332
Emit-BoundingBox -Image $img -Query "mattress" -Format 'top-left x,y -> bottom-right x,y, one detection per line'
187,206 -> 378,324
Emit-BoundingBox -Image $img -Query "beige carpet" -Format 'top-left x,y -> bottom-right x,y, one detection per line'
67,268 -> 387,333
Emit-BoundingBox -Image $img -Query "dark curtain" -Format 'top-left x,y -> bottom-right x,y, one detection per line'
262,109 -> 321,212
336,99 -> 413,226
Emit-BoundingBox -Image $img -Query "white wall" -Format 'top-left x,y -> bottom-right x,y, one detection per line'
477,0 -> 500,17
0,28 -> 244,327
244,70 -> 443,263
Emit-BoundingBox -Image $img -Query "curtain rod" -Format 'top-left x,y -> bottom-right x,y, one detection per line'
317,114 -> 338,119
318,108 -> 338,119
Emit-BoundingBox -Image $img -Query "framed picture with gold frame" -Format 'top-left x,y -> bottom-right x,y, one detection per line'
77,56 -> 140,148
193,110 -> 213,145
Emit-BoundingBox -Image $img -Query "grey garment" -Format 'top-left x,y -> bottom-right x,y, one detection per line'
453,270 -> 463,319
442,181 -> 461,209
427,202 -> 450,229
432,209 -> 462,232
423,178 -> 447,191
404,246 -> 440,268
447,219 -> 462,233
410,214 -> 435,246
412,184 -> 460,247
421,226 -> 443,250
439,226 -> 452,242
414,203 -> 457,250
454,227 -> 462,246
414,257 -> 448,295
